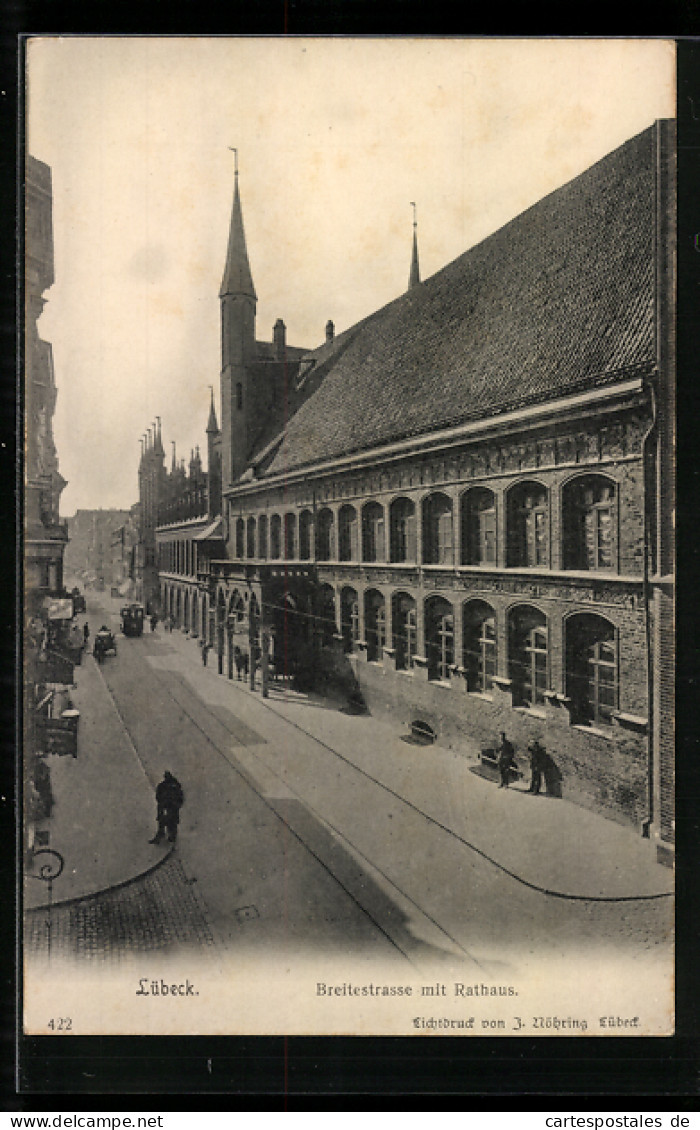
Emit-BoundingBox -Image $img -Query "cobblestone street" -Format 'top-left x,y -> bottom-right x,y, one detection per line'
25,855 -> 216,962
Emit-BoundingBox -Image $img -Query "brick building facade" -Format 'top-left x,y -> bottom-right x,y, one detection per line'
154,123 -> 675,855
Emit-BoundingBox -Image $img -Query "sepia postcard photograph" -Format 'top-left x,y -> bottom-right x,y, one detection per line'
22,35 -> 676,1039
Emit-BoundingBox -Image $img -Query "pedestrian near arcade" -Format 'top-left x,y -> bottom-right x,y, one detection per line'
234,646 -> 244,680
150,612 -> 158,633
497,731 -> 516,788
83,622 -> 90,645
149,771 -> 185,844
527,739 -> 546,795
200,639 -> 210,666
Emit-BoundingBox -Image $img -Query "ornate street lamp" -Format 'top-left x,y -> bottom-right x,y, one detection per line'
28,848 -> 64,963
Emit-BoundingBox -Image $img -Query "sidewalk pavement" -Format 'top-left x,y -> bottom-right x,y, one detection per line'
25,612 -> 171,911
26,603 -> 673,910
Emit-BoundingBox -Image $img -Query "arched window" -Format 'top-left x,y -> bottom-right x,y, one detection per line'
461,487 -> 497,566
508,605 -> 548,709
563,475 -> 616,571
463,600 -> 496,694
390,497 -> 417,563
316,508 -> 334,562
392,592 -> 417,670
362,502 -> 386,562
340,586 -> 359,653
258,514 -> 268,560
338,505 -> 358,562
284,513 -> 296,560
299,510 -> 313,560
507,482 -> 549,567
364,589 -> 386,662
229,591 -> 245,625
270,514 -> 282,560
316,584 -> 337,647
422,493 -> 454,565
566,614 -> 617,727
246,517 -> 256,559
425,596 -> 454,681
235,518 -> 245,559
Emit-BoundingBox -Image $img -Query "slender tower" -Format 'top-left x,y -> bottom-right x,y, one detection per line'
408,202 -> 421,290
206,386 -> 222,519
220,149 -> 257,492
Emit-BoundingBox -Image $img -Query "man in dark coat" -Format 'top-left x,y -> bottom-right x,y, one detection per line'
149,771 -> 185,844
497,731 -> 516,788
527,740 -> 546,795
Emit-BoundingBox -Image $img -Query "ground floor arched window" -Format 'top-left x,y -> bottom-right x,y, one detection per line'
340,586 -> 359,654
364,589 -> 386,661
565,613 -> 617,727
316,584 -> 337,647
425,596 -> 454,681
508,605 -> 548,709
392,592 -> 417,670
463,600 -> 496,693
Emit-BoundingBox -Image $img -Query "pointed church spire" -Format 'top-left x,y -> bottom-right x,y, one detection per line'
206,385 -> 219,434
408,201 -> 421,290
220,150 -> 256,300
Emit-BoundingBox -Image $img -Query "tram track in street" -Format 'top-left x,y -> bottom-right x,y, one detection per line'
141,639 -> 670,906
92,641 -> 481,972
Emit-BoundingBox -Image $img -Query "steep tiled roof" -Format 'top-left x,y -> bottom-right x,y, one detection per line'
257,126 -> 657,479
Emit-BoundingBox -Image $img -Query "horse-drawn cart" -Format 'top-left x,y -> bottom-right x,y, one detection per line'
93,628 -> 117,662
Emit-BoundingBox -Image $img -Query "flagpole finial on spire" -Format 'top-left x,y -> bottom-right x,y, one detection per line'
228,146 -> 238,177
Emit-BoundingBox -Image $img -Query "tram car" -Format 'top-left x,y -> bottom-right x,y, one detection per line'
120,603 -> 145,637
70,586 -> 86,614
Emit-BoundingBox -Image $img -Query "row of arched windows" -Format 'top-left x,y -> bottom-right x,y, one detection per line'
316,586 -> 618,728
233,474 -> 618,572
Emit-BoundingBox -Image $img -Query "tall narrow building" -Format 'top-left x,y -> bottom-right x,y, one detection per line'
25,155 -> 68,609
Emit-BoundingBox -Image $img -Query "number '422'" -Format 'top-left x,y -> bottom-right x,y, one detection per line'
47,1018 -> 72,1031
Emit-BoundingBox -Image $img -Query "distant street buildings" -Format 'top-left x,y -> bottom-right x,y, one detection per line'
63,507 -> 135,595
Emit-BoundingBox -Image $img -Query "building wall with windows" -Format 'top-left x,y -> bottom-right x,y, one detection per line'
25,155 -> 68,610
168,123 -> 673,845
222,389 -> 653,826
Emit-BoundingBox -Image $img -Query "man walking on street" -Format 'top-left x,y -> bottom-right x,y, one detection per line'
497,731 -> 516,788
527,739 -> 546,795
149,770 -> 185,844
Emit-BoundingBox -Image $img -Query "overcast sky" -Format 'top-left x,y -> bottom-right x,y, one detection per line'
26,37 -> 675,515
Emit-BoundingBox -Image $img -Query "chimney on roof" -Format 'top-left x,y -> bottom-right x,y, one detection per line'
273,318 -> 286,361
326,320 -> 335,344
